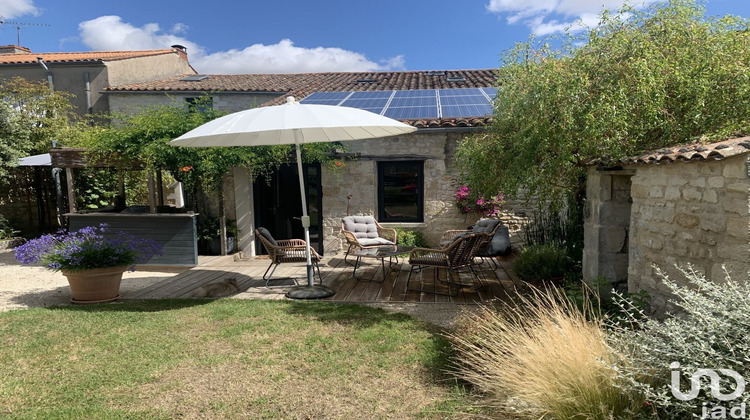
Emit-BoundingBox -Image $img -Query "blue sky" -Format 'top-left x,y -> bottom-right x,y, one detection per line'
1,0 -> 748,74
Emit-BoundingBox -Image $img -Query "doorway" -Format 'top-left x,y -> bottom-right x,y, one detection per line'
253,163 -> 323,255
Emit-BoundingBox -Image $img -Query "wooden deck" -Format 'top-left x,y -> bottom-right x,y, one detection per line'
123,252 -> 525,304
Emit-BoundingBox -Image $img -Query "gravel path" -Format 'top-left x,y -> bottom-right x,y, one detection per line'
0,249 -> 175,312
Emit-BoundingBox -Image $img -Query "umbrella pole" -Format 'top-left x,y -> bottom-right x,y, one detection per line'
286,138 -> 335,299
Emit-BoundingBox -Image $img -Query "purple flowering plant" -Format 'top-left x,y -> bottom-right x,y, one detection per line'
454,185 -> 504,218
14,224 -> 162,272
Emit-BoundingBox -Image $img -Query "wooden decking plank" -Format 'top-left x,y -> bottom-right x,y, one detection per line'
125,269 -> 212,299
173,265 -> 251,298
122,250 -> 518,303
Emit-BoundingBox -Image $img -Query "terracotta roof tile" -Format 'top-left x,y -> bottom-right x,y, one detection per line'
105,69 -> 498,94
0,49 -> 182,65
595,136 -> 750,166
105,70 -> 498,126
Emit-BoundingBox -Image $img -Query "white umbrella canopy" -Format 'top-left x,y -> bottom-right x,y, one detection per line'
171,96 -> 417,298
171,96 -> 416,147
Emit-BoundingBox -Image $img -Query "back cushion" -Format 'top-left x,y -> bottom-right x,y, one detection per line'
342,216 -> 379,239
472,219 -> 500,234
256,227 -> 278,247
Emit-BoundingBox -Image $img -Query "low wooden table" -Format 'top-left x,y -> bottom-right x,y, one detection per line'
352,245 -> 414,282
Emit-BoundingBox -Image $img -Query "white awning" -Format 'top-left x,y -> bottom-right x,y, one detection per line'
18,153 -> 51,167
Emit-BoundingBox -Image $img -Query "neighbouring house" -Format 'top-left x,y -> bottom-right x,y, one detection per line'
584,137 -> 750,312
0,45 -> 197,234
0,44 -> 196,116
103,69 -> 536,257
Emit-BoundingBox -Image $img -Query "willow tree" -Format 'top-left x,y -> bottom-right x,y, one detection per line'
455,0 -> 750,203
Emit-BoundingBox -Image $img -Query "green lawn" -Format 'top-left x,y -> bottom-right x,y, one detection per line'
0,300 -> 478,419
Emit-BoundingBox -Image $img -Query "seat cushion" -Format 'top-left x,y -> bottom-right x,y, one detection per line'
357,237 -> 395,247
342,215 -> 379,240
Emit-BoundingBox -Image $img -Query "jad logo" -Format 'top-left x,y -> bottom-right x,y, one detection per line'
670,362 -> 747,419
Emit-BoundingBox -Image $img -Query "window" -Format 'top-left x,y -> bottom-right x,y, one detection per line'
185,97 -> 213,113
378,161 -> 423,222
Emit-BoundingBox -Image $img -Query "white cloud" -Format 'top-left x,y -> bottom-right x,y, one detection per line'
77,15 -> 404,74
193,39 -> 404,74
486,0 -> 655,35
78,16 -> 204,55
0,0 -> 39,19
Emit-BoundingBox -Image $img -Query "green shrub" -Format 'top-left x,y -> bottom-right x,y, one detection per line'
512,244 -> 569,282
449,287 -> 646,419
609,265 -> 750,417
522,203 -> 584,264
0,214 -> 19,240
395,228 -> 428,248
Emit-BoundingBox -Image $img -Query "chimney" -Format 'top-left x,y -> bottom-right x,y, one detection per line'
171,44 -> 188,61
0,45 -> 32,54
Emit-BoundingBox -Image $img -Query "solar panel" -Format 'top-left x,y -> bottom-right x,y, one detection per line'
340,98 -> 388,114
441,104 -> 493,118
384,106 -> 438,120
482,87 -> 498,98
299,87 -> 495,120
439,88 -> 483,96
393,89 -> 436,98
348,91 -> 392,99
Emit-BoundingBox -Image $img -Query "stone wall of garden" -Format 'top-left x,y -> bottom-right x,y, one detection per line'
627,154 -> 749,311
319,130 -> 535,254
585,154 -> 750,313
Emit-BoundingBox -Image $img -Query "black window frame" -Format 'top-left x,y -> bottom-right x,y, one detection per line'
377,160 -> 424,223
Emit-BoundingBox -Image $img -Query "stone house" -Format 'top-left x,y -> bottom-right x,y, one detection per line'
584,137 -> 750,311
104,70 -> 535,256
0,44 -> 196,117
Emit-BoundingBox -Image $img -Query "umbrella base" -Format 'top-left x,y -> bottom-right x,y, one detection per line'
286,285 -> 335,300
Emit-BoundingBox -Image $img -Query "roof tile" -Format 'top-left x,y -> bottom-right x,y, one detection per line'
598,136 -> 750,166
106,69 -> 499,126
0,49 -> 182,65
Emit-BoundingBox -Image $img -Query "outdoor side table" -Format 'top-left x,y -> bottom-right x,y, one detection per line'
352,245 -> 414,282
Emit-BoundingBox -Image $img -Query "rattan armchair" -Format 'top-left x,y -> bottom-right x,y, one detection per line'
341,216 -> 397,263
255,227 -> 322,286
439,219 -> 508,269
406,232 -> 488,296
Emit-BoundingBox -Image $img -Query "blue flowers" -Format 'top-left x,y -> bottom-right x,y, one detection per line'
14,224 -> 162,272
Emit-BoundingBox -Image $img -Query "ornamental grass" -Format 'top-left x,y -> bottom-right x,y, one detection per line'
449,287 -> 646,419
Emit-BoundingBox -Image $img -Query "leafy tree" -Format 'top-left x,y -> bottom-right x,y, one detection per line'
455,0 -> 750,202
0,77 -> 75,176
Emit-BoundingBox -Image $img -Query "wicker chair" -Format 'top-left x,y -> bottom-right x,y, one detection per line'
439,219 -> 509,269
255,227 -> 322,286
341,216 -> 397,264
406,232 -> 488,296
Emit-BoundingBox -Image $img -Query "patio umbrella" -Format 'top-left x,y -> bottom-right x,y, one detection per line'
171,96 -> 417,299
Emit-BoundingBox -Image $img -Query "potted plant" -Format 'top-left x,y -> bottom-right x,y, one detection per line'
197,216 -> 238,255
14,224 -> 162,304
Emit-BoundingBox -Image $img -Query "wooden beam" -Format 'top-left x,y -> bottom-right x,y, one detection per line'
147,171 -> 156,214
65,167 -> 76,213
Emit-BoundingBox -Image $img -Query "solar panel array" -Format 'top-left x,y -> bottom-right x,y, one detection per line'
299,88 -> 497,119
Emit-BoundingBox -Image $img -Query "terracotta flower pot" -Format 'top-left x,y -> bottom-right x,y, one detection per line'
61,266 -> 128,304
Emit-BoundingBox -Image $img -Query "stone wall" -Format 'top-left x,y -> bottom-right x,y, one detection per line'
319,130 -> 535,254
585,154 -> 750,313
583,169 -> 633,293
627,154 -> 749,311
108,92 -> 282,116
